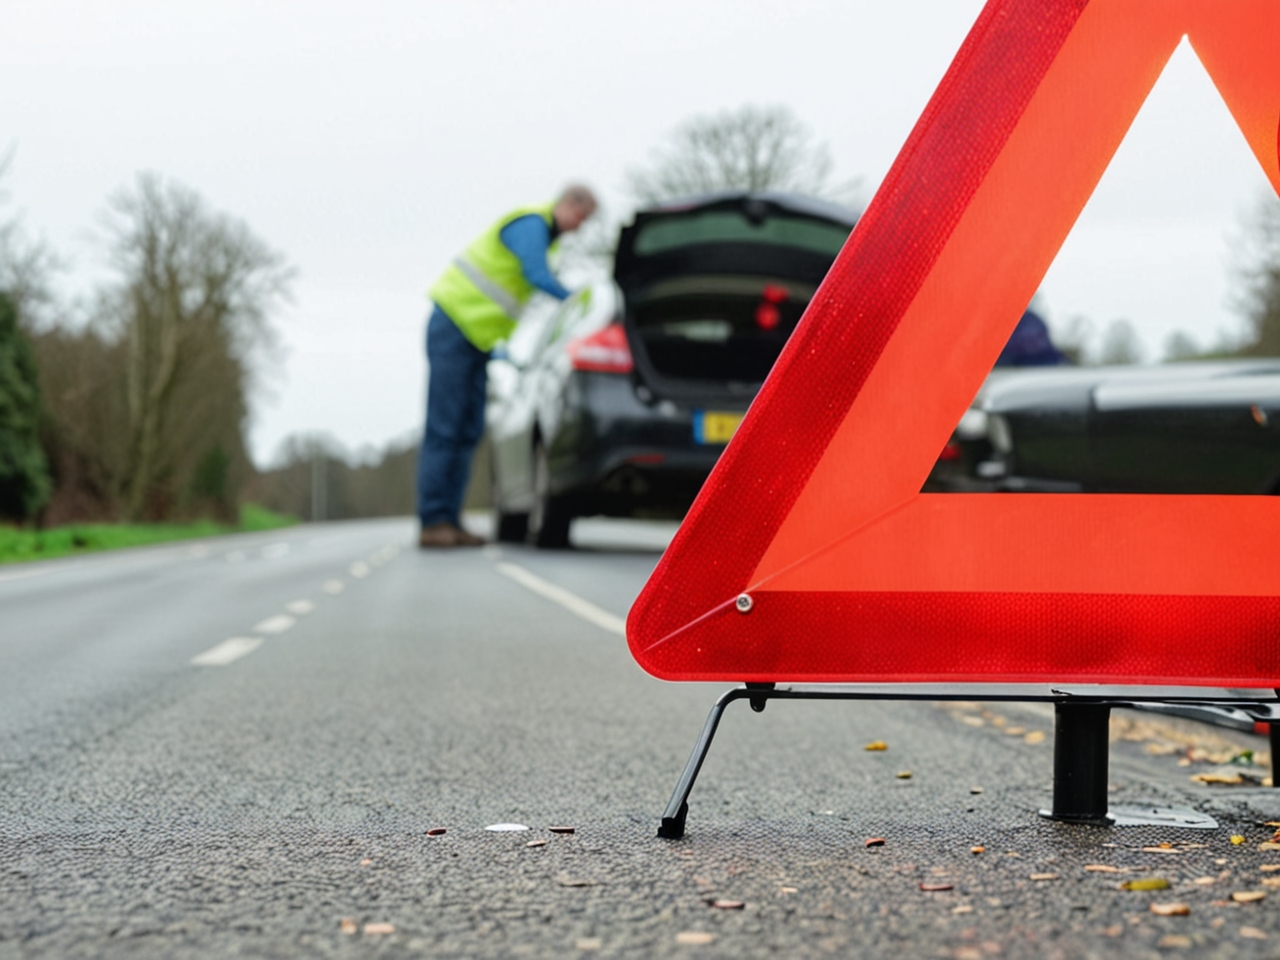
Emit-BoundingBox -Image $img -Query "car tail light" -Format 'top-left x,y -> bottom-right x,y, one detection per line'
568,322 -> 634,373
937,440 -> 963,462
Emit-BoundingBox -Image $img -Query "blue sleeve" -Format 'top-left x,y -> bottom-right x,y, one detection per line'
498,215 -> 572,300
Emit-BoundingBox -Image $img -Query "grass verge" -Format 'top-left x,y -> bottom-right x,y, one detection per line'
0,504 -> 298,565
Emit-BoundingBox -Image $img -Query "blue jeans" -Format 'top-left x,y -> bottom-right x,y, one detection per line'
416,305 -> 489,527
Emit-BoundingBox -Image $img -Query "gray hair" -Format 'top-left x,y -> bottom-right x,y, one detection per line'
558,183 -> 598,212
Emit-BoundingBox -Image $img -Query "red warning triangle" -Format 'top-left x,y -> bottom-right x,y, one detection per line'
627,0 -> 1280,687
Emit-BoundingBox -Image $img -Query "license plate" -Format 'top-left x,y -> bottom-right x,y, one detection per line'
693,411 -> 744,445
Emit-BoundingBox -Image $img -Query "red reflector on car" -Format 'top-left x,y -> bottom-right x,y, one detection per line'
937,440 -> 963,462
567,322 -> 634,373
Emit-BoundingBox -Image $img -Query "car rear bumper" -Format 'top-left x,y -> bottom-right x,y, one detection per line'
547,372 -> 744,517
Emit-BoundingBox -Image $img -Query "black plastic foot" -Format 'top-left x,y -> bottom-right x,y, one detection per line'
658,801 -> 688,839
1043,702 -> 1112,824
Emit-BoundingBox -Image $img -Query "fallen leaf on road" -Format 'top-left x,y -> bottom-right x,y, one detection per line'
526,840 -> 547,848
339,918 -> 357,935
1231,835 -> 1246,845
363,922 -> 395,935
960,715 -> 985,727
1191,771 -> 1244,785
970,787 -> 984,794
865,838 -> 886,848
1099,924 -> 1123,937
549,826 -> 575,834
971,846 -> 985,855
1259,842 -> 1280,851
1261,877 -> 1280,888
1150,902 -> 1190,916
952,905 -> 974,914
707,899 -> 745,909
1193,877 -> 1216,885
1005,727 -> 1026,736
919,882 -> 954,892
1029,873 -> 1059,881
1122,877 -> 1170,891
1231,891 -> 1266,903
360,858 -> 372,866
865,741 -> 888,751
779,886 -> 797,894
426,828 -> 446,837
1085,865 -> 1120,873
557,876 -> 595,888
1023,731 -> 1046,745
675,932 -> 715,945
1157,935 -> 1191,949
1141,847 -> 1182,854
1240,926 -> 1268,940
1261,864 -> 1280,872
896,771 -> 913,779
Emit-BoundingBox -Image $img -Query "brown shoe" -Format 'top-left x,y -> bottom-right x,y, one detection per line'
418,522 -> 460,548
451,524 -> 486,547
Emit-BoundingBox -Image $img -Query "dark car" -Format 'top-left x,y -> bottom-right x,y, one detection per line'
936,360 -> 1280,494
487,191 -> 857,547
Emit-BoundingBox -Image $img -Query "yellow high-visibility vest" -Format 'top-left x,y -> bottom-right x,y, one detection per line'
429,203 -> 559,351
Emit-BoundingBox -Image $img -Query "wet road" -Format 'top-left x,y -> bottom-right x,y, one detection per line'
3,516 -> 1280,959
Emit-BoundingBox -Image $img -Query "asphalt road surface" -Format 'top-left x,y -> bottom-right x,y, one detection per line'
4,516 -> 1280,959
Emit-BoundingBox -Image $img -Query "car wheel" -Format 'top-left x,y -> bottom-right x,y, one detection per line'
528,440 -> 573,549
490,444 -> 529,543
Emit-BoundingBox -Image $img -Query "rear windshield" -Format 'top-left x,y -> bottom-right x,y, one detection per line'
632,210 -> 850,258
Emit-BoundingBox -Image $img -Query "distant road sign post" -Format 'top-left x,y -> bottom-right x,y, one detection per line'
626,0 -> 1280,839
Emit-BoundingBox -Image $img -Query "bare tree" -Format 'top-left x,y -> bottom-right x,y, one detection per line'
0,149 -> 58,329
97,173 -> 292,519
1232,191 -> 1280,356
626,104 -> 857,206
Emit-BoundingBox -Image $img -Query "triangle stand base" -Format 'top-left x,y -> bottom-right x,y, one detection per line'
656,687 -> 1271,840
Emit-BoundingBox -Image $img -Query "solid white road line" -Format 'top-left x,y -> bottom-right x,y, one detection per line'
0,566 -> 56,585
253,614 -> 296,634
494,562 -> 626,637
192,636 -> 263,666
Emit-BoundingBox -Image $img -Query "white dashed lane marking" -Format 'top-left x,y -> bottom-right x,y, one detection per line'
261,543 -> 290,560
349,562 -> 370,579
191,637 -> 263,666
323,579 -> 344,595
494,562 -> 626,637
286,599 -> 315,615
253,614 -> 296,635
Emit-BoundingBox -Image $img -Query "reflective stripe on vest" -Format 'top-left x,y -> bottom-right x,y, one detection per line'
451,255 -> 521,319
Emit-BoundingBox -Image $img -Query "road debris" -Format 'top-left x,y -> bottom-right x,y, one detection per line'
1157,935 -> 1191,949
865,741 -> 888,751
1141,846 -> 1181,854
485,823 -> 529,832
970,787 -> 984,794
971,846 -> 985,855
1193,876 -> 1216,885
360,858 -> 372,866
1029,873 -> 1059,881
1230,835 -> 1245,845
426,828 -> 446,836
952,904 -> 974,914
557,875 -> 595,888
363,922 -> 395,935
339,918 -> 357,935
1149,902 -> 1190,916
549,826 -> 576,834
526,839 -> 547,848
675,931 -> 715,945
1023,731 -> 1046,744
1240,926 -> 1268,939
1122,877 -> 1170,891
1259,842 -> 1280,851
1085,865 -> 1120,873
1231,890 -> 1266,903
1261,864 -> 1280,872
865,838 -> 886,848
576,938 -> 603,951
896,771 -> 913,779
707,899 -> 745,910
919,882 -> 954,892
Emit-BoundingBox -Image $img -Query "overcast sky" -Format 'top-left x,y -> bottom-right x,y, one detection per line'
3,1 -> 1274,466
